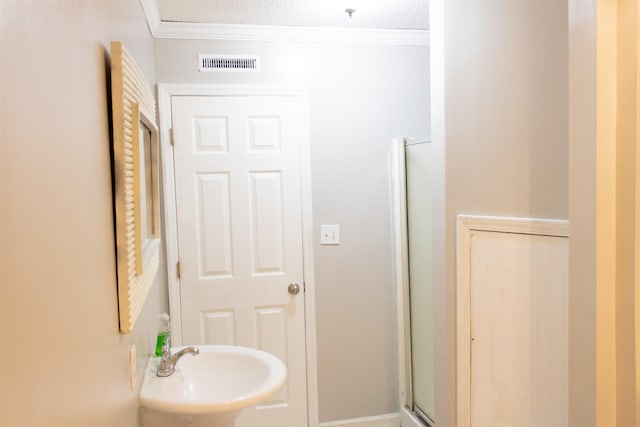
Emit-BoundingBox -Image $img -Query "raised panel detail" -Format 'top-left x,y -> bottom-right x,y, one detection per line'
200,310 -> 236,345
255,306 -> 288,406
193,116 -> 229,153
248,117 -> 281,152
197,173 -> 233,278
250,172 -> 285,275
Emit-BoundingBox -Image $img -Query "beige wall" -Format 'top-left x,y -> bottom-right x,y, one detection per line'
431,0 -> 569,424
0,1 -> 167,426
568,0 -> 598,426
153,39 -> 430,422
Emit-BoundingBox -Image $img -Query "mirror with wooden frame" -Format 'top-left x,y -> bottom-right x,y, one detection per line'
110,41 -> 160,334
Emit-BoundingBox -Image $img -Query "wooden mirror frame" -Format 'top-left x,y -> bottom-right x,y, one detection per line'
110,41 -> 160,334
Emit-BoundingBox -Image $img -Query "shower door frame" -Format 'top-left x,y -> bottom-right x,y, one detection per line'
390,137 -> 435,427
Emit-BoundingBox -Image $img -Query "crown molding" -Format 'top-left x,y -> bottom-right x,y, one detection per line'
153,22 -> 429,45
139,0 -> 162,35
140,1 -> 429,46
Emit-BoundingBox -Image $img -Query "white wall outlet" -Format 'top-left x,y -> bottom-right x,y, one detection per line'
128,345 -> 136,390
320,225 -> 340,245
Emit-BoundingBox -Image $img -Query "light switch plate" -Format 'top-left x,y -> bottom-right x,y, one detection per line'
320,225 -> 340,245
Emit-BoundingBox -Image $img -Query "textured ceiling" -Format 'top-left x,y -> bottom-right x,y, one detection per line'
155,0 -> 428,30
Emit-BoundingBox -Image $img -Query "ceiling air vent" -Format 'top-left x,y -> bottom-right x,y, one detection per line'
198,54 -> 261,72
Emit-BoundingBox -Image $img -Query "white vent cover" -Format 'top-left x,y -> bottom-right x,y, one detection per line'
198,54 -> 261,72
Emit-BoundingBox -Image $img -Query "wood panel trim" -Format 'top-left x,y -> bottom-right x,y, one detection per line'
456,215 -> 569,427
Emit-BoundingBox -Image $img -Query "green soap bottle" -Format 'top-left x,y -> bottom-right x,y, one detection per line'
155,313 -> 170,357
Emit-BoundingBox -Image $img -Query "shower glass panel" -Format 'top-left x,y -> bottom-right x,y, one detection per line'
405,140 -> 435,423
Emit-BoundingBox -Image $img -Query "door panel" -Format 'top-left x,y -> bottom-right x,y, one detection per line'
469,230 -> 568,427
197,172 -> 232,278
171,95 -> 308,427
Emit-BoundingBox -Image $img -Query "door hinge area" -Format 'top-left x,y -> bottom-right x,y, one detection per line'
176,260 -> 181,278
170,128 -> 175,146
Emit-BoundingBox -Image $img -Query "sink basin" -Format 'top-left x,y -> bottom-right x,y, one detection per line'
139,345 -> 287,427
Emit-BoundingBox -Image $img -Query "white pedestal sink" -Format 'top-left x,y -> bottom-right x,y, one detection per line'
139,345 -> 287,427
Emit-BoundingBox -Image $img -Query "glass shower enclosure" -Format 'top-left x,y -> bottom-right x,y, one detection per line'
392,138 -> 435,426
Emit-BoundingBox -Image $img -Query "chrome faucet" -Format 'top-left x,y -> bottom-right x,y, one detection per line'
156,335 -> 200,377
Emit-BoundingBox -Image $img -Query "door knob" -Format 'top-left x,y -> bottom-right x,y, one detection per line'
288,283 -> 301,295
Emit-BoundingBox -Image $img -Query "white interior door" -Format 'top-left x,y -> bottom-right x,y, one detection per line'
171,94 -> 308,427
468,229 -> 568,427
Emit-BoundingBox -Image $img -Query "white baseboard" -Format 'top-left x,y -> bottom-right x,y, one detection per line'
319,413 -> 400,427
